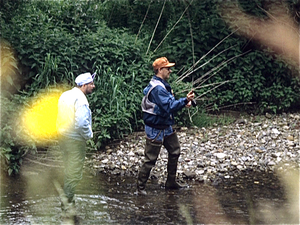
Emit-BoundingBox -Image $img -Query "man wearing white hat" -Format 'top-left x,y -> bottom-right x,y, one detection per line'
56,72 -> 96,209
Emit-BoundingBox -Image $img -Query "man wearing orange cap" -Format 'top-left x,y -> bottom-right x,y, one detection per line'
137,57 -> 194,195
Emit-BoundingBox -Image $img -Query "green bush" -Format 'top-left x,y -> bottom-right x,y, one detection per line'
89,62 -> 149,149
101,0 -> 300,113
0,95 -> 37,175
0,0 -> 151,174
1,0 -> 300,175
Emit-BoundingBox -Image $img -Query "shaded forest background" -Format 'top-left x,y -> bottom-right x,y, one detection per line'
1,0 -> 299,174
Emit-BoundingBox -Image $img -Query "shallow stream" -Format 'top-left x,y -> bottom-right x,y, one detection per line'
1,165 -> 296,224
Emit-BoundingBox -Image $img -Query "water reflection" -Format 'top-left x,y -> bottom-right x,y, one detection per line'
0,166 -> 297,224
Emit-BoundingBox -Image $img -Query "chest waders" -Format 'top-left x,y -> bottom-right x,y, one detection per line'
138,79 -> 186,194
59,137 -> 86,204
137,132 -> 184,195
137,79 -> 183,195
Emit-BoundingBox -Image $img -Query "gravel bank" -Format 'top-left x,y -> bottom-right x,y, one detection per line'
86,113 -> 300,184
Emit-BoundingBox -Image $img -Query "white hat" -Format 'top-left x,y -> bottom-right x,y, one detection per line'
75,72 -> 96,86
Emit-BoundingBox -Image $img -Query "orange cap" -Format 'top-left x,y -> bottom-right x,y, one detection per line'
152,57 -> 175,70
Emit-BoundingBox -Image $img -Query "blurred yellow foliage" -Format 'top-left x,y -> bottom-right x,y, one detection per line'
20,89 -> 64,144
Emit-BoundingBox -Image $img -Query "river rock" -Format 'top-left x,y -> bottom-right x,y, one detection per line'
86,113 -> 300,185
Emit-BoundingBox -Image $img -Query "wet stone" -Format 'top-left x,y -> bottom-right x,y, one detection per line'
183,170 -> 196,179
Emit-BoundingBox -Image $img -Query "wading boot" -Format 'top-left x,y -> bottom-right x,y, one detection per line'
137,138 -> 162,195
163,132 -> 187,189
165,174 -> 187,189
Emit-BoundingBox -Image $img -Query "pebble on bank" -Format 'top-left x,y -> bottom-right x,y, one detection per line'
86,113 -> 300,185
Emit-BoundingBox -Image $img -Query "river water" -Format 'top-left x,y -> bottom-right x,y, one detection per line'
1,162 -> 297,225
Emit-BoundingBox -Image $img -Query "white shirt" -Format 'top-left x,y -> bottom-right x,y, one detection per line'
56,87 -> 93,141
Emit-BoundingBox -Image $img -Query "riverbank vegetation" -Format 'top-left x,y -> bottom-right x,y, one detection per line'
1,0 -> 299,175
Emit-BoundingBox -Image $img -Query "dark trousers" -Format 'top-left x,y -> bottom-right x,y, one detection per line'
137,132 -> 180,190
